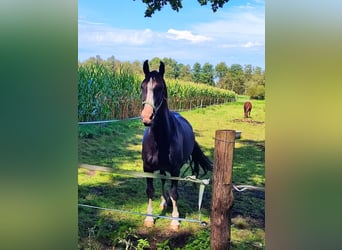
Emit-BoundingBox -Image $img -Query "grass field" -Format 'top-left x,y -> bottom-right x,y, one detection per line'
78,96 -> 265,249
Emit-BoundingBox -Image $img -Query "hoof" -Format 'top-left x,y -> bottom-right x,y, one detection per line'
170,224 -> 179,231
170,219 -> 180,231
144,220 -> 154,227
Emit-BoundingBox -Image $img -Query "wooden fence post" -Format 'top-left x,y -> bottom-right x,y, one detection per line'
211,130 -> 235,250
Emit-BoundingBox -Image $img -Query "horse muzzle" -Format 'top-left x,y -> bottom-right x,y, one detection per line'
142,117 -> 153,126
141,104 -> 154,126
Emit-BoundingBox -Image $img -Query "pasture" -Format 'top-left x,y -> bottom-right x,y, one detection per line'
78,97 -> 265,249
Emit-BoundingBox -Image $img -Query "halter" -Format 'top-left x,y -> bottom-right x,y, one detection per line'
142,97 -> 165,114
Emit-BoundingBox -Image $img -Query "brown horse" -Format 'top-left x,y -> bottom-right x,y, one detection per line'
244,101 -> 252,118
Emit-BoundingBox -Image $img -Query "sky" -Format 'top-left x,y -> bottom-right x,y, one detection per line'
78,0 -> 265,69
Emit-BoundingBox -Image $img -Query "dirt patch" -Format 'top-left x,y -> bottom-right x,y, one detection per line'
239,140 -> 265,151
137,227 -> 194,249
232,118 -> 264,125
232,215 -> 263,229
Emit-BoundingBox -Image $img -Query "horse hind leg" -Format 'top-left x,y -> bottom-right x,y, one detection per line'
160,178 -> 167,209
144,177 -> 155,227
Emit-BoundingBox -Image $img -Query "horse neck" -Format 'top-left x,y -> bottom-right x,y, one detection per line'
151,103 -> 173,141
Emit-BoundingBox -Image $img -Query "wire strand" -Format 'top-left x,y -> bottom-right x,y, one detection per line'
78,204 -> 205,224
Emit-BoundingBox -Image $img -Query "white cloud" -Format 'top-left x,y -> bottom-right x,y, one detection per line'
191,5 -> 265,49
78,1 -> 265,68
166,29 -> 212,43
242,41 -> 263,48
78,20 -> 155,46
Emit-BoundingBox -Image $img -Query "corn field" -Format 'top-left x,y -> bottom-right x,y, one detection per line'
78,63 -> 237,122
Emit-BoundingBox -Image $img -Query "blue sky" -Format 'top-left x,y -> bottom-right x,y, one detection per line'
78,0 -> 265,69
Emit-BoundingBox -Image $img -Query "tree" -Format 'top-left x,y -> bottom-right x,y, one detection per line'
149,57 -> 163,71
178,64 -> 193,81
103,56 -> 116,71
217,73 -> 232,90
192,62 -> 201,83
83,55 -> 104,65
229,64 -> 245,94
162,57 -> 180,79
253,66 -> 265,86
244,66 -> 265,99
245,82 -> 265,99
244,64 -> 253,82
131,60 -> 143,75
137,0 -> 231,17
217,64 -> 245,94
201,62 -> 215,86
215,62 -> 228,79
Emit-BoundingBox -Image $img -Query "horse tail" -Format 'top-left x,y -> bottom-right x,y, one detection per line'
191,141 -> 213,177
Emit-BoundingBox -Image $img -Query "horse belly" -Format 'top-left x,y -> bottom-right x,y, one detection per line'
182,132 -> 194,159
172,115 -> 195,164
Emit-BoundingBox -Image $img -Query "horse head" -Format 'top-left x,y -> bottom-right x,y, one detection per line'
141,60 -> 168,126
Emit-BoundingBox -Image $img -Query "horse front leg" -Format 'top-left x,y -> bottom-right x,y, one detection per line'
160,178 -> 167,209
144,177 -> 155,227
169,179 -> 180,231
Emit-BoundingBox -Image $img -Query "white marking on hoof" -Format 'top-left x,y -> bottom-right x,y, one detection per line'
170,197 -> 180,230
170,222 -> 180,231
144,218 -> 154,227
144,198 -> 154,227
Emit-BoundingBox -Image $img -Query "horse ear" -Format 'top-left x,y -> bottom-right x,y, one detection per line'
143,60 -> 150,76
159,61 -> 165,77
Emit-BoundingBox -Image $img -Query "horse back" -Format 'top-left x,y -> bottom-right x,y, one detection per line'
244,101 -> 252,117
244,101 -> 252,111
171,112 -> 194,142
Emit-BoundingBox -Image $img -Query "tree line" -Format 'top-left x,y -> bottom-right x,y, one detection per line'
79,55 -> 265,99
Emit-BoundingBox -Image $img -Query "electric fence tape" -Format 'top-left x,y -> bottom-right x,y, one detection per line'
78,163 -> 210,225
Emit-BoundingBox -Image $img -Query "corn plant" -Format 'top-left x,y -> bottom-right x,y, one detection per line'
78,63 -> 237,122
78,63 -> 141,121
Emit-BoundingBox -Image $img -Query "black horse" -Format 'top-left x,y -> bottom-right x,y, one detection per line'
140,60 -> 212,230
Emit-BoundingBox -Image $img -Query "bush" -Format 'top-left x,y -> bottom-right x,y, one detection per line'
246,83 -> 265,100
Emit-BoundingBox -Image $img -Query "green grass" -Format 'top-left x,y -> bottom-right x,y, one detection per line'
78,97 -> 265,249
